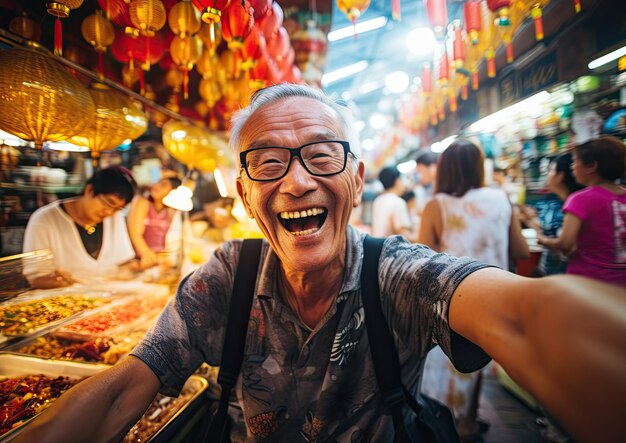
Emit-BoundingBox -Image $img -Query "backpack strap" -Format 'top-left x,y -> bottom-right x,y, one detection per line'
361,235 -> 416,442
202,238 -> 263,442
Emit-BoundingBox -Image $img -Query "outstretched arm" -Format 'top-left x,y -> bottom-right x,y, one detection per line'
449,269 -> 626,443
13,355 -> 161,443
538,212 -> 582,256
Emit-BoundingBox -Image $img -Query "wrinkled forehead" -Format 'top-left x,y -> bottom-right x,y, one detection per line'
238,97 -> 344,151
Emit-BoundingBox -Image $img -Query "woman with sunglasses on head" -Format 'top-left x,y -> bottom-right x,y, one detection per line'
22,166 -> 138,289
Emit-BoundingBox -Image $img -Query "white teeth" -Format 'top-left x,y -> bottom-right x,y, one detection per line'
279,207 -> 325,219
291,227 -> 319,236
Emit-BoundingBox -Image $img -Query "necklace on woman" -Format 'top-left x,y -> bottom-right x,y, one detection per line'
84,224 -> 96,235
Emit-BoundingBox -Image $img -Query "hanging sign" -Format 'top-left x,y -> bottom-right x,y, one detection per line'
519,51 -> 558,97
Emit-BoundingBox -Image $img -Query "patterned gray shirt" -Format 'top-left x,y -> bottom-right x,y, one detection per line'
131,226 -> 490,442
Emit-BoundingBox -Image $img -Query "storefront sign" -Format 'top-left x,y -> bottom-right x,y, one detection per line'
498,51 -> 559,106
520,51 -> 558,97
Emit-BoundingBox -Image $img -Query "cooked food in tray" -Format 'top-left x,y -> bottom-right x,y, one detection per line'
0,295 -> 111,336
0,374 -> 83,438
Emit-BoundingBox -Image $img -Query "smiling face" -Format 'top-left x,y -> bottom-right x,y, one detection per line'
236,96 -> 364,274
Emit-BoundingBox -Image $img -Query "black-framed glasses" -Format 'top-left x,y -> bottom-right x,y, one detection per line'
240,140 -> 352,182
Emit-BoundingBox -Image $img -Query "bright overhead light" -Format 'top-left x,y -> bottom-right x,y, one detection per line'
470,91 -> 550,133
328,16 -> 388,42
46,141 -> 90,152
213,168 -> 228,198
385,71 -> 409,94
369,113 -> 387,130
358,80 -> 384,95
407,27 -> 437,56
588,45 -> 626,70
397,160 -> 416,173
321,61 -> 368,86
431,136 -> 457,153
354,120 -> 366,132
361,138 -> 375,151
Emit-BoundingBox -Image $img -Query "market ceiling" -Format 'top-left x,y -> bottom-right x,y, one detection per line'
0,0 -> 625,161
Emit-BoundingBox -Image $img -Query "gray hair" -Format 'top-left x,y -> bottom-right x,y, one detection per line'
229,84 -> 362,170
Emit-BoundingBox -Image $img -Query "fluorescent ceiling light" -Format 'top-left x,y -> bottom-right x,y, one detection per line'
385,71 -> 409,94
470,91 -> 550,133
322,61 -> 368,86
407,27 -> 437,56
213,168 -> 228,198
328,16 -> 387,42
358,80 -> 384,95
431,136 -> 457,153
46,141 -> 90,152
588,45 -> 626,70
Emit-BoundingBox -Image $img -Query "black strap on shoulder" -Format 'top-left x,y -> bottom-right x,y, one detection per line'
202,238 -> 263,442
361,235 -> 416,442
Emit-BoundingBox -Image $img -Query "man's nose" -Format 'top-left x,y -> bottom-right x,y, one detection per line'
279,157 -> 317,195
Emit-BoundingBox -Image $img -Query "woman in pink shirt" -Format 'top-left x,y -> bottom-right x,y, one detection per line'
540,136 -> 626,287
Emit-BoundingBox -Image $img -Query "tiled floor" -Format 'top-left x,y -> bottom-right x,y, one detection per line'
479,374 -> 544,443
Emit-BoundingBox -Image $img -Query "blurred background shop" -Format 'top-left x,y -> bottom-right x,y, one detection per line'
0,0 -> 624,442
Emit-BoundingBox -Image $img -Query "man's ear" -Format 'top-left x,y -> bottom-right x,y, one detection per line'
236,178 -> 254,219
353,161 -> 365,208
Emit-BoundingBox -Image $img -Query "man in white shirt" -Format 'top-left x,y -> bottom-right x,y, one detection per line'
371,166 -> 418,240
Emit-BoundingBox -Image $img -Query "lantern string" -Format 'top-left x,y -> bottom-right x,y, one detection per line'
140,68 -> 145,95
98,52 -> 104,79
574,0 -> 581,13
54,17 -> 63,56
146,36 -> 151,70
183,67 -> 189,99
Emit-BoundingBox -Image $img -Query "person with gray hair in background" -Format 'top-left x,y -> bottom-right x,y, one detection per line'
15,84 -> 626,443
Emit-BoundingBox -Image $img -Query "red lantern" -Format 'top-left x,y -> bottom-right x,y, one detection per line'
486,0 -> 512,26
267,26 -> 290,60
463,1 -> 481,45
46,0 -> 84,56
424,0 -> 447,38
422,64 -> 433,95
98,0 -> 132,27
250,50 -> 269,89
257,1 -> 283,41
392,0 -> 401,21
249,0 -> 272,20
111,30 -> 165,72
221,0 -> 254,51
452,26 -> 465,69
438,53 -> 449,86
192,0 -> 230,25
241,27 -> 266,70
574,0 -> 581,13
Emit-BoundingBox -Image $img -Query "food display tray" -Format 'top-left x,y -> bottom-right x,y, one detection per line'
0,354 -> 208,443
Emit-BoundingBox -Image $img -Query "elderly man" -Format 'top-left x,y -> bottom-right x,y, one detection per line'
15,84 -> 626,443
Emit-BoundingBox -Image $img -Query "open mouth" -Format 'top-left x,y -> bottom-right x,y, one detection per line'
278,207 -> 327,236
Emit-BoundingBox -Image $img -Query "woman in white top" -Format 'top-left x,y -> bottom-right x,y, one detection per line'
23,166 -> 137,289
418,139 -> 529,441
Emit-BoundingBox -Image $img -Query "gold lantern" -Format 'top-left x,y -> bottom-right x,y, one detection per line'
0,47 -> 95,149
69,83 -> 148,161
82,10 -> 116,78
199,77 -> 222,107
46,0 -> 84,55
170,34 -> 203,99
162,119 -> 230,172
129,0 -> 167,36
336,0 -> 371,25
168,0 -> 202,38
9,13 -> 41,42
165,66 -> 185,93
196,48 -> 220,80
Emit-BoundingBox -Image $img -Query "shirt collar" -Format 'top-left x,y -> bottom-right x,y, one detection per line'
254,225 -> 366,301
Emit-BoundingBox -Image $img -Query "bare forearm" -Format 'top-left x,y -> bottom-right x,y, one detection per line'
495,276 -> 626,442
14,356 -> 160,443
